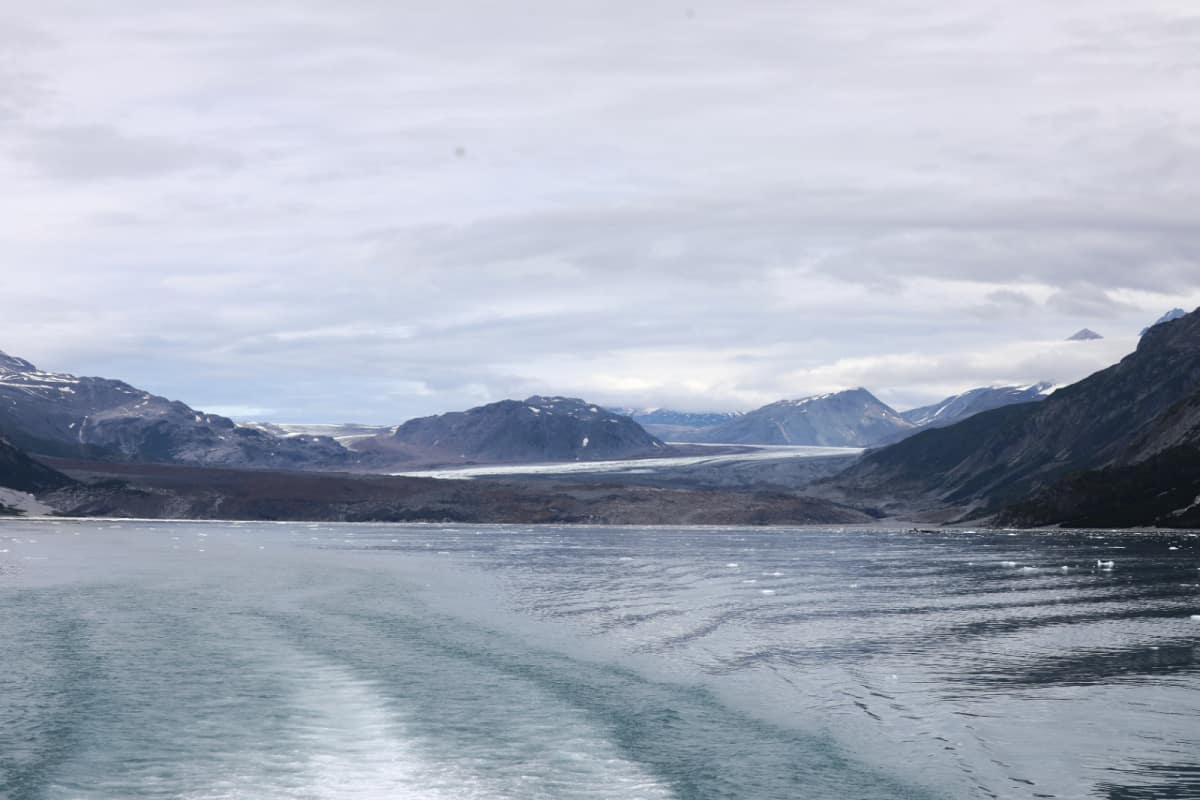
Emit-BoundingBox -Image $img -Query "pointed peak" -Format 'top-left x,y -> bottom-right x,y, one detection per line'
779,387 -> 883,407
1139,307 -> 1188,336
0,350 -> 36,372
1067,328 -> 1103,341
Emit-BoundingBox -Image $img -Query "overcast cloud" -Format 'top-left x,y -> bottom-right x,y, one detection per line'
1,0 -> 1198,422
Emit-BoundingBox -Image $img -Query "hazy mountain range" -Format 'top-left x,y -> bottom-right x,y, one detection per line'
648,383 -> 1055,448
2,307 -> 1197,528
0,345 -> 1056,469
0,352 -> 671,471
610,408 -> 742,441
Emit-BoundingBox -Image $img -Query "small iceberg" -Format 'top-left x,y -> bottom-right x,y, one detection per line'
1000,561 -> 1018,568
1097,560 -> 1115,570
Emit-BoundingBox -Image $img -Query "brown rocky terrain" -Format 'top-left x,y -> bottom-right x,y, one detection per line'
37,458 -> 876,526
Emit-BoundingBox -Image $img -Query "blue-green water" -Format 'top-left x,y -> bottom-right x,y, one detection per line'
2,520 -> 1199,799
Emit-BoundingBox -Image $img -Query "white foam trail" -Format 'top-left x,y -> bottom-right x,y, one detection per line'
179,656 -> 498,800
286,661 -> 490,800
185,653 -> 676,800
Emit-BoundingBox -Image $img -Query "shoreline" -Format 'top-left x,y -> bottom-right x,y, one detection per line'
4,514 -> 1198,535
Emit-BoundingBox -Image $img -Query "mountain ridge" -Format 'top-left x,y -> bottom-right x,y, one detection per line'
831,306 -> 1200,517
0,350 -> 350,470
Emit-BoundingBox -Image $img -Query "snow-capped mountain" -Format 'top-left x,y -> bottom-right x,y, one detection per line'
0,349 -> 350,468
356,396 -> 666,464
680,388 -> 914,447
1067,328 -> 1103,341
900,383 -> 1055,429
1140,308 -> 1187,336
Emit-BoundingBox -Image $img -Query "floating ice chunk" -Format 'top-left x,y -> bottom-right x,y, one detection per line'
1001,561 -> 1018,568
1060,566 -> 1070,572
726,562 -> 739,568
760,589 -> 776,595
1020,566 -> 1038,573
1097,560 -> 1115,570
1191,615 -> 1200,621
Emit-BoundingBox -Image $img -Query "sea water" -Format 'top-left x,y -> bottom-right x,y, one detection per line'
1,520 -> 1198,799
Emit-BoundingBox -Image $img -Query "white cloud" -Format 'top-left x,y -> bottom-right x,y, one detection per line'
0,0 -> 1197,421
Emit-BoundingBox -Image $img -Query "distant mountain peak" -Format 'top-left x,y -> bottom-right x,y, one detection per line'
780,387 -> 875,408
366,395 -> 665,464
897,382 -> 1055,433
1140,308 -> 1188,337
679,387 -> 910,447
1067,328 -> 1103,341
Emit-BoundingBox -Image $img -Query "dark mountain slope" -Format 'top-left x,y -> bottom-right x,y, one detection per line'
0,437 -> 75,494
999,384 -> 1200,528
834,307 -> 1200,513
998,444 -> 1200,529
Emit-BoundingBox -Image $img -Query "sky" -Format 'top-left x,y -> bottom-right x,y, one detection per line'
2,0 -> 1198,423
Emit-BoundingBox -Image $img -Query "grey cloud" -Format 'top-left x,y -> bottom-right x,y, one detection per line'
985,289 -> 1036,308
970,289 -> 1038,320
14,124 -> 242,180
1046,284 -> 1139,319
